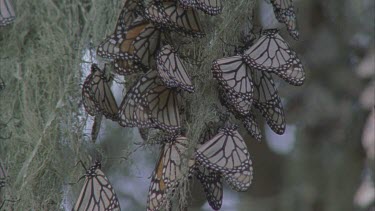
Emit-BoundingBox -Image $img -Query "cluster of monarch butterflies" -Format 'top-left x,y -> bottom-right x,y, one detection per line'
78,0 -> 302,210
0,0 -> 15,27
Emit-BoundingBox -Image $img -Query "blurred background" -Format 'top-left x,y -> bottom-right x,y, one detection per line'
0,0 -> 374,210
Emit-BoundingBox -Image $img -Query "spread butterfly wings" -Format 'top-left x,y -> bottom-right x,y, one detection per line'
243,29 -> 305,86
157,44 -> 194,92
118,70 -> 181,132
143,1 -> 205,37
195,125 -> 253,191
270,0 -> 299,40
0,0 -> 15,27
251,69 -> 285,134
179,0 -> 222,15
82,64 -> 119,121
212,55 -> 254,102
73,162 -> 120,211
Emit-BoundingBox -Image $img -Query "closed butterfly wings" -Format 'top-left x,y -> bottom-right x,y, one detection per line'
195,125 -> 253,191
143,1 -> 205,37
251,69 -> 285,134
218,86 -> 262,141
157,44 -> 194,92
82,64 -> 119,121
194,126 -> 223,210
118,70 -> 181,132
212,55 -> 254,115
243,29 -> 305,86
97,17 -> 161,75
73,161 -> 120,211
270,0 -> 299,40
147,135 -> 193,211
0,0 -> 15,27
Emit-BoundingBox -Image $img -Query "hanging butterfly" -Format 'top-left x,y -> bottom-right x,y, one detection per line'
193,125 -> 223,210
0,0 -> 15,27
96,0 -> 162,75
142,1 -> 205,37
179,0 -> 222,16
270,0 -> 299,40
147,135 -> 194,211
212,55 -> 254,114
156,44 -> 194,92
218,86 -> 262,141
251,68 -> 285,135
242,29 -> 305,86
195,124 -> 253,192
97,16 -> 162,75
82,64 -> 119,121
73,160 -> 120,211
118,70 -> 181,132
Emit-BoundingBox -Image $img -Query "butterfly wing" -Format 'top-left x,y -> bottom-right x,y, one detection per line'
270,0 -> 299,40
195,165 -> 223,210
144,1 -> 205,37
243,113 -> 262,141
251,69 -> 285,135
73,162 -> 120,211
195,125 -> 253,191
118,70 -> 181,132
157,44 -> 194,92
179,0 -> 222,15
147,151 -> 168,211
243,29 -> 305,86
82,64 -> 119,121
212,55 -> 254,102
195,126 -> 223,210
162,136 -> 191,188
0,0 -> 15,27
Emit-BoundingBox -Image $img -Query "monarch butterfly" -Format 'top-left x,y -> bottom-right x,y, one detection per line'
195,124 -> 253,192
270,0 -> 299,40
0,0 -> 15,27
118,70 -> 181,132
97,16 -> 162,75
73,161 -> 120,211
242,29 -> 305,86
142,1 -> 205,37
194,126 -> 223,210
212,55 -> 254,114
147,135 -> 194,211
179,0 -> 222,15
218,86 -> 262,141
82,64 -> 119,121
251,68 -> 285,135
156,44 -> 194,92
